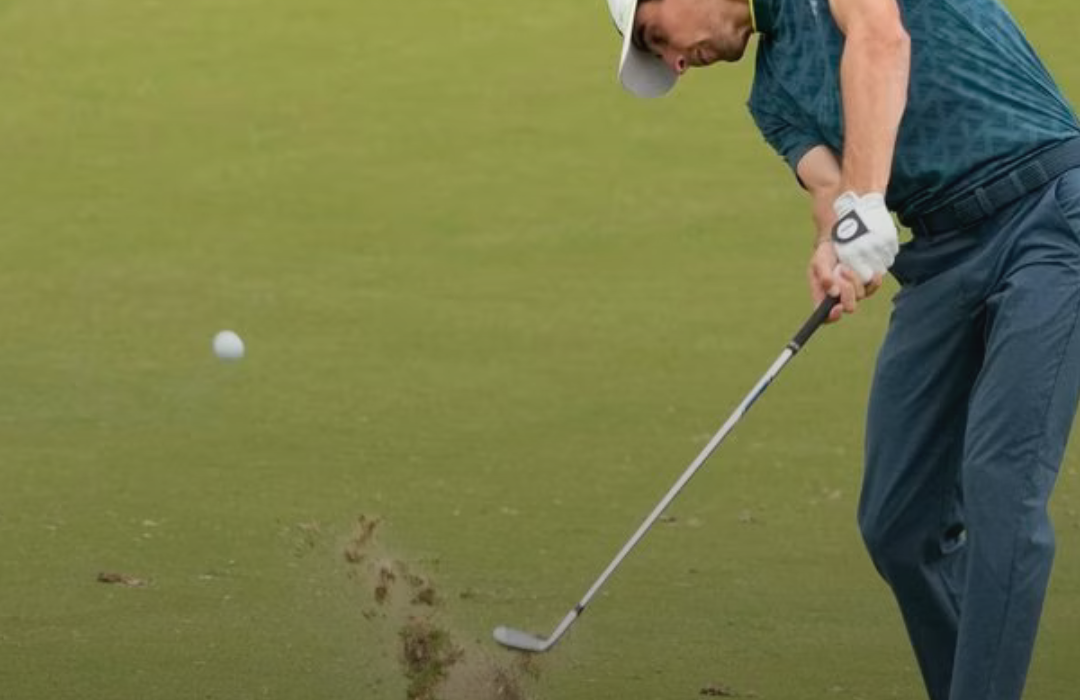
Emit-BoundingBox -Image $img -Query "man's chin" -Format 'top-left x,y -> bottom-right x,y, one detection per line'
714,39 -> 751,64
715,47 -> 746,64
725,31 -> 754,61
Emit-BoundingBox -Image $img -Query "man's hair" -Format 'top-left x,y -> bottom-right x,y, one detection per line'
630,0 -> 659,52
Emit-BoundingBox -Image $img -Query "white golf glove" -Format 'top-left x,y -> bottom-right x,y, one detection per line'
830,191 -> 899,283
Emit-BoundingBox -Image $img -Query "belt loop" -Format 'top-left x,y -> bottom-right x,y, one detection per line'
1009,170 -> 1026,195
1029,160 -> 1049,188
974,186 -> 994,218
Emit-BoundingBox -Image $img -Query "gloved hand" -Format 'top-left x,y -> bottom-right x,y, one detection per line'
830,191 -> 899,283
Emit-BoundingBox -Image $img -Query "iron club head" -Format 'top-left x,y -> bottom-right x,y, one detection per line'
493,626 -> 551,653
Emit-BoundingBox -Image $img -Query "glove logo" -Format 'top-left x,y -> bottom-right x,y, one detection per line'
832,211 -> 869,243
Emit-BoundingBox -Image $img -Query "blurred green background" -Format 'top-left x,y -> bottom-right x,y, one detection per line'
0,1 -> 1077,698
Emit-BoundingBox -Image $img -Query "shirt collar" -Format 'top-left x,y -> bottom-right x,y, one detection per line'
750,0 -> 779,35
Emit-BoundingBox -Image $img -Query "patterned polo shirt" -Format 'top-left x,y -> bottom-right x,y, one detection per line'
746,0 -> 1079,222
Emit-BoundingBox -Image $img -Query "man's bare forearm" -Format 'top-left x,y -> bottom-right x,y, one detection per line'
831,0 -> 911,193
797,145 -> 844,242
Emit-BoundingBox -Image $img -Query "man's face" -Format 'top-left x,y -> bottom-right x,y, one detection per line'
632,0 -> 752,75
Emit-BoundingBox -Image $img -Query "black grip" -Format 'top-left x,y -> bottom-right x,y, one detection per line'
790,296 -> 839,351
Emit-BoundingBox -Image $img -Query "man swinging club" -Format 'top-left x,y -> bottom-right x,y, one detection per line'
605,0 -> 1080,698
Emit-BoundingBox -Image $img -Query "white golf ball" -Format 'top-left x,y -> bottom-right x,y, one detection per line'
212,330 -> 245,361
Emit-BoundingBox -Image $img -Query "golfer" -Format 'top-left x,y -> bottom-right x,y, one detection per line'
604,0 -> 1080,698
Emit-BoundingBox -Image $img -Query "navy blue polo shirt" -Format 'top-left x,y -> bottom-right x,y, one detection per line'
747,0 -> 1080,222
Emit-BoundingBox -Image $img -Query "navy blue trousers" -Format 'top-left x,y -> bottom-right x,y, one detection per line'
860,168 -> 1080,700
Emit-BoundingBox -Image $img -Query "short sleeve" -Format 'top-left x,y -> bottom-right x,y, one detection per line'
747,51 -> 825,177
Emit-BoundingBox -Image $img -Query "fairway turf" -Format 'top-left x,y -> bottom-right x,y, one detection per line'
1,1 -> 1078,698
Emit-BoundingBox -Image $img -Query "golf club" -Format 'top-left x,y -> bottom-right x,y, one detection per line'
493,295 -> 840,653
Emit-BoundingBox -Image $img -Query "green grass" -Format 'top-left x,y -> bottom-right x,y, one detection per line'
1,1 -> 1078,698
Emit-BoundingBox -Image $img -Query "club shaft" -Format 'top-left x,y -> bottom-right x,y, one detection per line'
497,296 -> 838,651
573,347 -> 794,611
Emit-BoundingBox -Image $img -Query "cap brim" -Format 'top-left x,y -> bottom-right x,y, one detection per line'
617,21 -> 677,98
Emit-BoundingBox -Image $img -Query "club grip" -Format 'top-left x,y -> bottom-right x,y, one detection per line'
790,296 -> 839,351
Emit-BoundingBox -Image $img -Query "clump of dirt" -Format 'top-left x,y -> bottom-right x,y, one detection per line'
374,560 -> 398,605
96,572 -> 148,587
411,585 -> 438,606
343,515 -> 539,700
400,617 -> 465,699
343,515 -> 380,563
700,683 -> 755,697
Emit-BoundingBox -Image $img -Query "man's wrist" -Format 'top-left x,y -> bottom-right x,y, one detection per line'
833,190 -> 886,215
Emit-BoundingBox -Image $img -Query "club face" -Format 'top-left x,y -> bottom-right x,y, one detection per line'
492,625 -> 550,652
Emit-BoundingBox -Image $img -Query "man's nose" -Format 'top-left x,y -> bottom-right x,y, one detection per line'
662,50 -> 689,75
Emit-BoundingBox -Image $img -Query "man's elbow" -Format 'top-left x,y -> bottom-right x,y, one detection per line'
849,15 -> 911,61
887,25 -> 911,61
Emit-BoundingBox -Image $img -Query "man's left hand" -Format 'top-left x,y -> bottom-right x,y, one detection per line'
831,191 -> 899,282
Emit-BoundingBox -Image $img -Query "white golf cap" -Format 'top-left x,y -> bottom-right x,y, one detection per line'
607,0 -> 678,98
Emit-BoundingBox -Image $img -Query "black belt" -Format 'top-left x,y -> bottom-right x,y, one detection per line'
906,137 -> 1080,237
